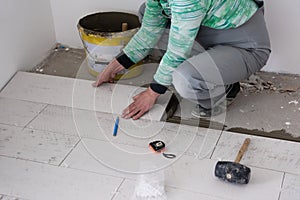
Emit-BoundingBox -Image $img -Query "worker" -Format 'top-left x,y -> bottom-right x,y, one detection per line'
93,0 -> 271,120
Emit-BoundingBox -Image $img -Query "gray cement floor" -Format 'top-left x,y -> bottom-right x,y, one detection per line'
31,45 -> 300,142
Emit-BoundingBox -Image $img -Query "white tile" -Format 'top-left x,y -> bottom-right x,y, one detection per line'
212,131 -> 300,175
164,156 -> 283,200
92,116 -> 220,157
188,128 -> 221,158
0,124 -> 79,165
28,105 -> 221,156
62,127 -> 220,177
73,69 -> 171,121
27,105 -> 103,138
280,173 -> 300,200
62,141 -> 138,179
0,72 -> 172,121
0,72 -> 73,106
0,97 -> 46,127
113,179 -> 224,200
0,157 -> 123,200
28,105 -> 173,141
63,138 -> 181,176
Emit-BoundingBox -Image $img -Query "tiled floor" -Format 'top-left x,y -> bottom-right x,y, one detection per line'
0,72 -> 300,199
0,72 -> 172,121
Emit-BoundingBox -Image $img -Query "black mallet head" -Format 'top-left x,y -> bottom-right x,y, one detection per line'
215,161 -> 251,184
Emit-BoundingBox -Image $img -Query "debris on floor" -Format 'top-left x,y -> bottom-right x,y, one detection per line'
54,43 -> 70,52
289,100 -> 299,105
31,44 -> 85,78
133,170 -> 167,200
240,74 -> 300,94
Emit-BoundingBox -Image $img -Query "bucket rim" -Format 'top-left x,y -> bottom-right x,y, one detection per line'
78,25 -> 140,38
77,11 -> 141,36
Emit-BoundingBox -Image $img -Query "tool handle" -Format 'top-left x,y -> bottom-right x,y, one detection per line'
122,23 -> 128,32
234,138 -> 251,163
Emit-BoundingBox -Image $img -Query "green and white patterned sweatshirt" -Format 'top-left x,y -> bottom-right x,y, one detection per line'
117,0 -> 259,94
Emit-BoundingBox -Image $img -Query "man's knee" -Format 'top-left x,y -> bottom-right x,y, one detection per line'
244,48 -> 271,76
173,59 -> 216,100
255,49 -> 271,71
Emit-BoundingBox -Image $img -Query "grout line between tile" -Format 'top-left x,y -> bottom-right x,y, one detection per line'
0,71 -> 18,93
166,185 -> 234,200
209,130 -> 223,159
81,136 -> 150,148
58,138 -> 82,167
2,93 -> 119,116
23,104 -> 49,130
0,154 -> 58,167
0,96 -> 48,105
0,154 -> 128,181
110,178 -> 126,200
63,165 -> 134,180
0,122 -> 24,128
247,165 -> 297,175
24,126 -> 80,137
278,173 -> 286,200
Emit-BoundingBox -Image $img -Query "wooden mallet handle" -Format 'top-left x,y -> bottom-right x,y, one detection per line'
122,23 -> 128,32
234,138 -> 251,163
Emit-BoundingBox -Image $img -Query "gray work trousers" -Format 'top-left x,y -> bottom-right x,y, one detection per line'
138,3 -> 271,109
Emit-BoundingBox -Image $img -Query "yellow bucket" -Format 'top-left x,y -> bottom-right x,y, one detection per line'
78,12 -> 142,79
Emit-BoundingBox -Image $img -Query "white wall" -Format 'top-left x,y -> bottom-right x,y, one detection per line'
0,0 -> 56,90
50,1 -> 300,75
50,0 -> 144,48
263,0 -> 300,74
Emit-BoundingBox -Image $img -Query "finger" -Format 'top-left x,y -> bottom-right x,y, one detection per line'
92,82 -> 99,87
123,108 -> 139,119
122,107 -> 129,118
92,77 -> 103,87
122,105 -> 130,116
122,104 -> 136,118
92,81 -> 100,87
132,110 -> 145,120
123,102 -> 141,119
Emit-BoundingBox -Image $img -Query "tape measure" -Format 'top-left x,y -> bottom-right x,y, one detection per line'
149,140 -> 176,159
149,141 -> 166,152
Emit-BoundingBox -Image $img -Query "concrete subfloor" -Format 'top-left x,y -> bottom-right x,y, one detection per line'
31,45 -> 300,141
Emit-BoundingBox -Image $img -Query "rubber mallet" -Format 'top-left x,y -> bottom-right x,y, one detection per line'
214,138 -> 251,184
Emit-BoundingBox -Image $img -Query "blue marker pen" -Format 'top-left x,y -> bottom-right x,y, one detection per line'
113,116 -> 119,137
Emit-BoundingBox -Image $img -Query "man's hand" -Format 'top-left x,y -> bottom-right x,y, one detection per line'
122,87 -> 160,120
92,59 -> 125,87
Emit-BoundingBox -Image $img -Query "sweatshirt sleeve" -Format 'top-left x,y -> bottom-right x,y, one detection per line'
153,0 -> 208,86
120,0 -> 169,64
